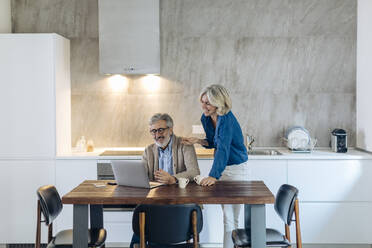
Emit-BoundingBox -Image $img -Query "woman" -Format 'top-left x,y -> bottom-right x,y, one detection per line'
183,84 -> 249,248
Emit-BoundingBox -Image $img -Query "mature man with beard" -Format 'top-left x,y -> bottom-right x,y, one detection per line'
142,113 -> 200,184
130,113 -> 201,248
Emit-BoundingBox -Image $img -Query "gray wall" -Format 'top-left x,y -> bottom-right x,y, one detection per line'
12,0 -> 357,148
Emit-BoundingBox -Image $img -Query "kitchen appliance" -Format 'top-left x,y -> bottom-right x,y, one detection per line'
331,129 -> 348,153
98,0 -> 160,74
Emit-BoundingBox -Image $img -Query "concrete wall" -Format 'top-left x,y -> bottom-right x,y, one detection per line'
11,0 -> 357,147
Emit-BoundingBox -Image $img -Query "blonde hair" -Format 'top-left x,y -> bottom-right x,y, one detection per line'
199,84 -> 232,115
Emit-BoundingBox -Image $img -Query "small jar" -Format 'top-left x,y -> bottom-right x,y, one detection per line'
87,139 -> 94,152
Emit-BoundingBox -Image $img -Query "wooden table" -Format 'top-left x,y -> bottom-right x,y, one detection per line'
62,180 -> 275,248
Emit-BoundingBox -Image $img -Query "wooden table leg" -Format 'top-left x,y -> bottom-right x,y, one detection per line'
73,204 -> 89,248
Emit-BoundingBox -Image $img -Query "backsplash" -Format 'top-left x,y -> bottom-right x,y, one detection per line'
12,0 -> 356,147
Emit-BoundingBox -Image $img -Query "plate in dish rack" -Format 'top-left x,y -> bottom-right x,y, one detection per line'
285,126 -> 310,150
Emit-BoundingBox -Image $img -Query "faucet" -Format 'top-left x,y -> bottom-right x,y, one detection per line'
246,135 -> 255,150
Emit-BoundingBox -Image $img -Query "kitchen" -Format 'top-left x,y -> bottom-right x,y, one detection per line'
1,0 -> 372,248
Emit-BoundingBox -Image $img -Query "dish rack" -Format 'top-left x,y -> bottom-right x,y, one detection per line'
281,137 -> 317,153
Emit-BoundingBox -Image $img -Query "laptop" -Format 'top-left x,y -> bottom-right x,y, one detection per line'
111,160 -> 165,189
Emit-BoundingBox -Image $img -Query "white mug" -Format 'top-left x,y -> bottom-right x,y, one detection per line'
193,175 -> 203,185
178,178 -> 190,188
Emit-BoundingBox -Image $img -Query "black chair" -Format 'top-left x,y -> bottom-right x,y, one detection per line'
132,204 -> 203,248
232,184 -> 302,248
36,185 -> 107,248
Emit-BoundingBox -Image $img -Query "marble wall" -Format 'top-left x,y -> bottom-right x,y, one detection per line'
11,0 -> 357,147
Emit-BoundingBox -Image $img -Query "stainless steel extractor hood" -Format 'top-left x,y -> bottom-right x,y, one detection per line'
98,0 -> 160,75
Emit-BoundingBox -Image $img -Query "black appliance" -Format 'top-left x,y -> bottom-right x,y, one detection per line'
331,129 -> 347,153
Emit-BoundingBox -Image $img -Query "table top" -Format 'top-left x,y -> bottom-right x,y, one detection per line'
62,180 -> 275,205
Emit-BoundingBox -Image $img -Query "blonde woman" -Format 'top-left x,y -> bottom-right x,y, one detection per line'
183,84 -> 249,248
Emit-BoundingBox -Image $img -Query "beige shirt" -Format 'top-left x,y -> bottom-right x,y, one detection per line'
142,135 -> 200,181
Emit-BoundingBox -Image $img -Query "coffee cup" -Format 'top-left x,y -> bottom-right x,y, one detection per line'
178,178 -> 189,188
194,175 -> 203,185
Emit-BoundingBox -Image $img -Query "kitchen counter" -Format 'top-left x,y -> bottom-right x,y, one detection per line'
56,147 -> 372,160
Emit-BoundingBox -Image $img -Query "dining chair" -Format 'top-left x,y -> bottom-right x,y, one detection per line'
132,204 -> 203,248
36,185 -> 107,248
232,184 -> 302,248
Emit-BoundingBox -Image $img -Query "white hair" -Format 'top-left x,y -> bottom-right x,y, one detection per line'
149,113 -> 174,128
199,84 -> 232,115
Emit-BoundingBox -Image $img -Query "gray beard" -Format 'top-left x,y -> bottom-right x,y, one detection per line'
155,135 -> 171,148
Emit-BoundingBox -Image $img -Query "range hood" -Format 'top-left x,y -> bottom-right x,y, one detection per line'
98,0 -> 160,75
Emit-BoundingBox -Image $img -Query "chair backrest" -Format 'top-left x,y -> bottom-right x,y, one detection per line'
36,185 -> 63,225
274,184 -> 299,225
132,204 -> 203,244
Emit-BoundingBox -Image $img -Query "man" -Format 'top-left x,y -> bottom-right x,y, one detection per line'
130,113 -> 200,248
143,113 -> 200,184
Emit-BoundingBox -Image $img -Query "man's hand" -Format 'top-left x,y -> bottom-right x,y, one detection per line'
200,176 -> 217,186
154,169 -> 177,184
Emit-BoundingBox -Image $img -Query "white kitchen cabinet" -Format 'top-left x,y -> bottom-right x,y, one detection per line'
288,160 -> 372,201
54,159 -> 97,232
249,160 -> 288,232
297,202 -> 372,244
288,159 -> 372,243
104,211 -> 133,243
0,34 -> 71,158
0,160 -> 55,243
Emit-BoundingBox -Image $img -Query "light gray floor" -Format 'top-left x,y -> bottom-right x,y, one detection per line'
103,244 -> 372,248
0,244 -> 371,248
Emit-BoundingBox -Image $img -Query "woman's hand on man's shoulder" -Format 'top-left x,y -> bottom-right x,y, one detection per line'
181,137 -> 200,145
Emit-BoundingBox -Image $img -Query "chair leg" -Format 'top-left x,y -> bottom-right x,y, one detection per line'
36,200 -> 41,248
192,210 -> 198,248
294,199 -> 302,248
139,212 -> 146,248
48,223 -> 53,243
285,224 -> 291,248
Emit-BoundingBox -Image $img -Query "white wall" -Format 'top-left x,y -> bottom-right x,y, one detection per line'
356,0 -> 372,151
0,0 -> 11,33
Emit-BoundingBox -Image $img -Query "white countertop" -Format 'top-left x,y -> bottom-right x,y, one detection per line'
56,147 -> 372,160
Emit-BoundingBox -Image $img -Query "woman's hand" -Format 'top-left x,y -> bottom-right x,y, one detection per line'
182,137 -> 209,146
200,176 -> 217,186
182,137 -> 201,145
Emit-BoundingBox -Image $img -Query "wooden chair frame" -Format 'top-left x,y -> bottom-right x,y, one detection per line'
35,200 -> 53,248
284,199 -> 302,248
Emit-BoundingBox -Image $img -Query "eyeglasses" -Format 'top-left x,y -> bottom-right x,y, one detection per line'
149,127 -> 169,135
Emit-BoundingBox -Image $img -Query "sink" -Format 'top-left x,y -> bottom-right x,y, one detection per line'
248,149 -> 282,155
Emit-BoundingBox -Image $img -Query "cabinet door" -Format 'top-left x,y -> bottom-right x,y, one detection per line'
0,35 -> 55,157
288,160 -> 372,201
0,160 -> 55,243
249,160 -> 287,233
55,159 -> 97,231
295,202 -> 372,243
